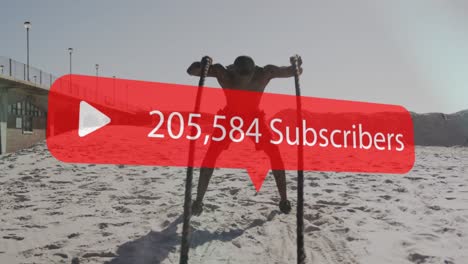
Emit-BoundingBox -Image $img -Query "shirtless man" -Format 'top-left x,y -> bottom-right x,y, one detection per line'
187,55 -> 302,215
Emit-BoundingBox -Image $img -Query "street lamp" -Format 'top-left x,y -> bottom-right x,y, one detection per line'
112,75 -> 116,105
68,48 -> 73,74
95,64 -> 99,101
68,48 -> 74,94
24,21 -> 31,81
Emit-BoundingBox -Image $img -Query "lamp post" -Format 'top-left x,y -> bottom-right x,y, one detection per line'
68,48 -> 73,74
24,21 -> 31,81
112,75 -> 116,105
95,64 -> 99,101
67,48 -> 74,94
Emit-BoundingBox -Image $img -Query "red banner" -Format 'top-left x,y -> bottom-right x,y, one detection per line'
47,75 -> 415,191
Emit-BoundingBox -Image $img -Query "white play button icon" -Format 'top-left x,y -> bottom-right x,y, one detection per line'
78,101 -> 111,137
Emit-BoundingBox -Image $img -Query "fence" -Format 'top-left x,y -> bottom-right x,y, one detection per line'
0,56 -> 57,89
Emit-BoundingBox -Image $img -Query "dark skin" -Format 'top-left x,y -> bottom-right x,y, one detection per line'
187,56 -> 303,215
187,59 -> 302,93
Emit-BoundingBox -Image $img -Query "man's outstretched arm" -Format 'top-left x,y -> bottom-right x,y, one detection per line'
187,61 -> 227,78
264,58 -> 303,79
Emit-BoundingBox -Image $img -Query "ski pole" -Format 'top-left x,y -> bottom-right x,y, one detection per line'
180,56 -> 212,264
290,54 -> 306,264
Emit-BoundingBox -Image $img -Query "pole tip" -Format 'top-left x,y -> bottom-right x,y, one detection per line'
290,54 -> 301,65
201,56 -> 213,65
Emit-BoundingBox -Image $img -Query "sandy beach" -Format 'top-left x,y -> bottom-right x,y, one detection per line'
0,142 -> 467,263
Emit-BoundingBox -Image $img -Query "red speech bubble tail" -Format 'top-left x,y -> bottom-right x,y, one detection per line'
246,163 -> 270,192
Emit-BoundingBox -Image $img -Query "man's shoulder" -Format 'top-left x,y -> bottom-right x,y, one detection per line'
254,65 -> 267,73
254,65 -> 270,77
262,64 -> 278,71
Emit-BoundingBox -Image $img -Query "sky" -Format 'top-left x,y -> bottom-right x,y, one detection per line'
1,0 -> 467,113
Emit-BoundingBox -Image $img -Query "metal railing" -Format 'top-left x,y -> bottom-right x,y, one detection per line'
0,56 -> 57,89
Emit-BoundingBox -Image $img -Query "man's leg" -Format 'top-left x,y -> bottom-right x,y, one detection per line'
255,113 -> 292,214
192,143 -> 224,216
272,169 -> 287,202
265,144 -> 291,214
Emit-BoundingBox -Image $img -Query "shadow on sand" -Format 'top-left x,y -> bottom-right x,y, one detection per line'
105,211 -> 278,264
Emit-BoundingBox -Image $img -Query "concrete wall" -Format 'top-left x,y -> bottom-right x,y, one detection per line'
0,88 -> 7,154
6,128 -> 46,153
0,79 -> 48,154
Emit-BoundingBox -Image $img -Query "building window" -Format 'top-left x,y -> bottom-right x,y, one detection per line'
16,117 -> 22,129
16,102 -> 22,115
11,104 -> 17,115
23,116 -> 33,133
8,101 -> 46,118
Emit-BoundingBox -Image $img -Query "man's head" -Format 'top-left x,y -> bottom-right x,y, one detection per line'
234,56 -> 255,76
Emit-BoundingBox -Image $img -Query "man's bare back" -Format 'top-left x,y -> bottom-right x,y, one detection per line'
186,55 -> 302,216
